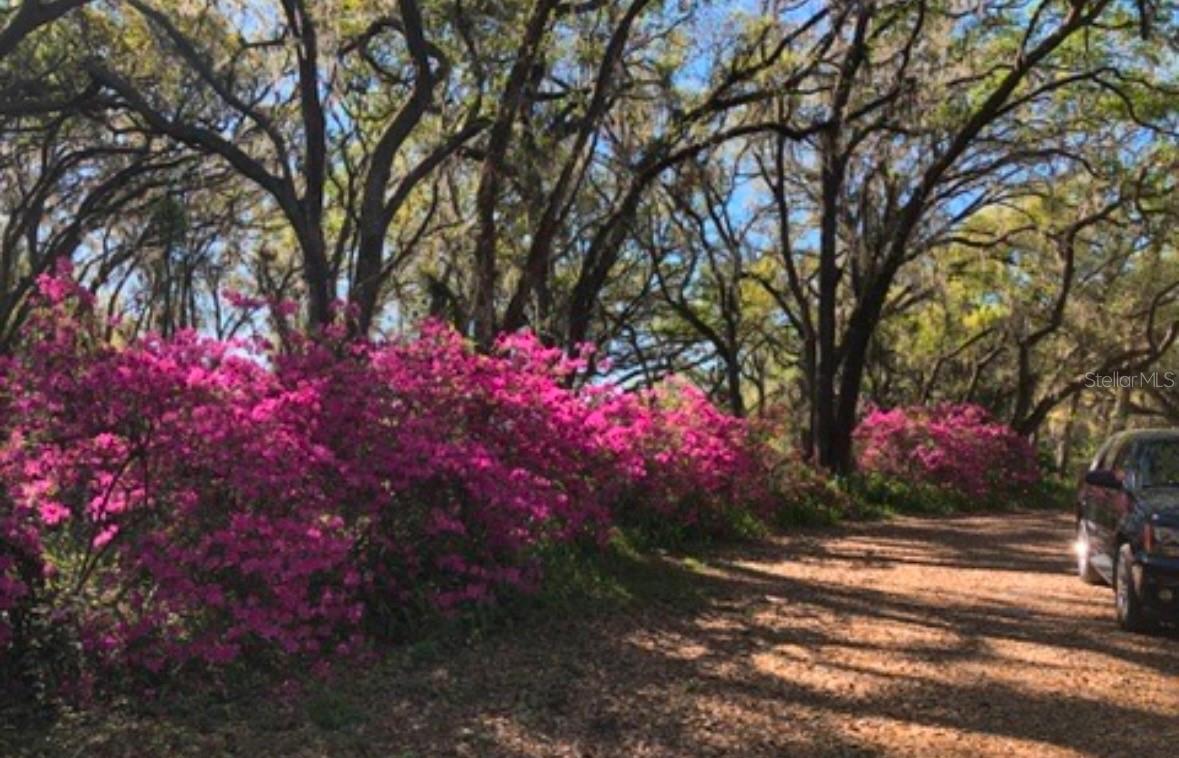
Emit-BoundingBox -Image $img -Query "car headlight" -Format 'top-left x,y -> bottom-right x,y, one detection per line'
1148,524 -> 1179,557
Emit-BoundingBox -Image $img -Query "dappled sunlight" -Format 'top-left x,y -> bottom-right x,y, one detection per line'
626,628 -> 714,663
18,510 -> 1179,756
581,510 -> 1179,756
751,646 -> 903,700
826,715 -> 1089,758
406,510 -> 1179,756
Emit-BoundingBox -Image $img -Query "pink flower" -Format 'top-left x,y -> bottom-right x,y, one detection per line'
38,500 -> 71,526
854,403 -> 1040,500
0,274 -> 774,678
92,524 -> 119,548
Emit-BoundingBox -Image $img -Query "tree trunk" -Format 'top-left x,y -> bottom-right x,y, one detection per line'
299,224 -> 334,329
725,357 -> 744,417
1055,392 -> 1081,474
1106,385 -> 1130,437
827,264 -> 896,475
471,0 -> 560,349
800,333 -> 816,458
814,133 -> 842,468
830,317 -> 871,475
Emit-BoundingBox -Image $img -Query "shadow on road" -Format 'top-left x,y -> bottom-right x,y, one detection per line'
427,510 -> 1179,756
30,511 -> 1179,757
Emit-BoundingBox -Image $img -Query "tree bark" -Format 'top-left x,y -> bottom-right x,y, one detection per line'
815,135 -> 842,468
471,0 -> 560,348
352,0 -> 446,334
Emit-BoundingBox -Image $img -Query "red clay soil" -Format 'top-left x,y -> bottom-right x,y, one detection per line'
21,511 -> 1179,756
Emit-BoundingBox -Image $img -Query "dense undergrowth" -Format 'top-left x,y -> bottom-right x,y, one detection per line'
0,268 -> 1065,719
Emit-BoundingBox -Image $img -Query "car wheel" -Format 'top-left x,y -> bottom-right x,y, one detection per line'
1115,543 -> 1153,633
1076,521 -> 1104,585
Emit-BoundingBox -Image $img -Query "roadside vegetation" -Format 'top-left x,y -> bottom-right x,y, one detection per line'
1,271 -> 1069,739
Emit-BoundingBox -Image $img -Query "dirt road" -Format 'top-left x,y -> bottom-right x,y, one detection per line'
28,511 -> 1179,757
384,510 -> 1179,757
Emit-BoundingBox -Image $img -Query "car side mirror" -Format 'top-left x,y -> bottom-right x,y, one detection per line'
1085,469 -> 1123,489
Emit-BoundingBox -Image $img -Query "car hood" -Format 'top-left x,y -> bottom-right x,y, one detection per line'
1136,487 -> 1179,524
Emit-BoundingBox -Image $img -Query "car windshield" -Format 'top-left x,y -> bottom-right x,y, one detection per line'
1135,439 -> 1179,488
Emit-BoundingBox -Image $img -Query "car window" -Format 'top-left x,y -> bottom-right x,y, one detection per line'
1094,434 -> 1128,470
1135,439 -> 1179,488
1113,440 -> 1136,470
1091,436 -> 1117,470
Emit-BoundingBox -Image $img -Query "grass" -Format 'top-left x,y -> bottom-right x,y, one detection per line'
511,530 -> 714,618
841,474 -> 1075,521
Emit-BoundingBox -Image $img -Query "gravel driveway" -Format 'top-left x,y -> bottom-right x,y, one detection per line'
25,511 -> 1179,757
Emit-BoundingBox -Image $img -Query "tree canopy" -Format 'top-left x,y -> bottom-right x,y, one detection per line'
2,0 -> 1177,471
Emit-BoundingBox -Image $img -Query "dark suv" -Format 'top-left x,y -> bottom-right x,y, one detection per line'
1077,429 -> 1179,631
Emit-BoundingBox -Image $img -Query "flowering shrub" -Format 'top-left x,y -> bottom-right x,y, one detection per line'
0,267 -> 772,695
0,273 -> 363,677
607,380 -> 773,537
279,326 -> 621,622
767,452 -> 861,526
854,403 -> 1041,503
0,512 -> 42,655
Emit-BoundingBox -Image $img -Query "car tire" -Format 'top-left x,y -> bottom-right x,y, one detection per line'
1115,543 -> 1153,633
1076,521 -> 1104,585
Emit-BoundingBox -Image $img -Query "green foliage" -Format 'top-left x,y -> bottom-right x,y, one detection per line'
304,686 -> 367,733
530,532 -> 711,613
769,471 -> 855,527
844,472 -> 1074,518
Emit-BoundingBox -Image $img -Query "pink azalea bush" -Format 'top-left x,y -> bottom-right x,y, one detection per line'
0,274 -> 363,677
854,403 -> 1040,502
0,267 -> 772,694
608,379 -> 773,536
278,325 -> 621,622
0,515 -> 41,654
